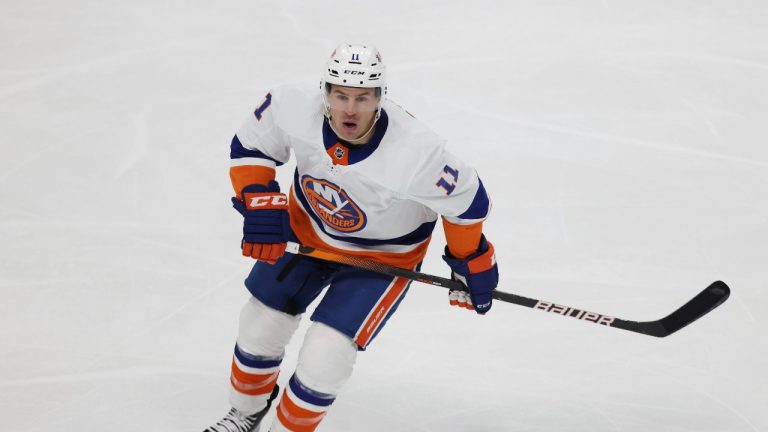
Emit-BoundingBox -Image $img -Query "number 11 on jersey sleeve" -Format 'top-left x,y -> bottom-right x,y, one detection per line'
436,164 -> 459,195
254,93 -> 272,121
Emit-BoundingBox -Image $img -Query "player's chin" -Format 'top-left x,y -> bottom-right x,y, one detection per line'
339,122 -> 359,139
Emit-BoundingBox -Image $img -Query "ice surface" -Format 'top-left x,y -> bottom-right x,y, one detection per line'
1,1 -> 767,431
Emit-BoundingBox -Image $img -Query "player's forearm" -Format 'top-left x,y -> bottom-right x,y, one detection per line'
443,218 -> 484,259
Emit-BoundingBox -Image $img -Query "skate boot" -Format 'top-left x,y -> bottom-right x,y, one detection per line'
203,385 -> 279,432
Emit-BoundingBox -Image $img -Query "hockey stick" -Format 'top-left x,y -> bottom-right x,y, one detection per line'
284,242 -> 730,337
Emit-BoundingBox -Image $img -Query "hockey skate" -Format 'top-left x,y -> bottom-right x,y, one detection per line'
203,385 -> 279,432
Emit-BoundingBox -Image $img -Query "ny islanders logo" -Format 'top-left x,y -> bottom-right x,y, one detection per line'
301,175 -> 367,233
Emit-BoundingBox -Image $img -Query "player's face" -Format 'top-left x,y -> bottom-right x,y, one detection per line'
327,85 -> 379,141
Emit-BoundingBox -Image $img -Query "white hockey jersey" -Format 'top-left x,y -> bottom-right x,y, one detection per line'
230,84 -> 490,268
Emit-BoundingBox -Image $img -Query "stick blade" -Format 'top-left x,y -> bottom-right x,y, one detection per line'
654,280 -> 731,337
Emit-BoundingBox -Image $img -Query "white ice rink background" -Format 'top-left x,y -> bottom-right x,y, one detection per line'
1,1 -> 767,431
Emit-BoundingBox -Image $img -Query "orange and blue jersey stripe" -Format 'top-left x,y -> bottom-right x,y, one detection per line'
230,135 -> 282,196
443,178 -> 491,258
288,189 -> 432,269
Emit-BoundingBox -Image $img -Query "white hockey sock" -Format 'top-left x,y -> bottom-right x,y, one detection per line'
229,297 -> 301,414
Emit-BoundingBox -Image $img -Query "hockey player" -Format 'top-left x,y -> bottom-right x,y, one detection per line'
204,43 -> 498,432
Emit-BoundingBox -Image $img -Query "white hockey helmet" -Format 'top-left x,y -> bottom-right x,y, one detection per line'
321,43 -> 387,116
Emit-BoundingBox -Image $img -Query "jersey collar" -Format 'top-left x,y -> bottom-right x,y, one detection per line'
322,109 -> 389,165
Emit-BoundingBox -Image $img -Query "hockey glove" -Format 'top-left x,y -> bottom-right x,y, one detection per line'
231,181 -> 290,264
442,235 -> 499,314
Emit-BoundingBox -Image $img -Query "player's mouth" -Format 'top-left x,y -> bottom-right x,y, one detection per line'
341,120 -> 358,133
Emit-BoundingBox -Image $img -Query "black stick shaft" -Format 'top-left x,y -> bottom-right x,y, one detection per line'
284,242 -> 729,337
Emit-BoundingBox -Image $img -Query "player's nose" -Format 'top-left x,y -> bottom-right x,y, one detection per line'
343,100 -> 359,115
